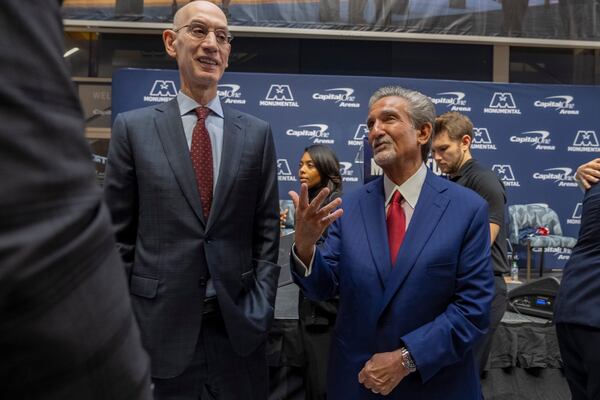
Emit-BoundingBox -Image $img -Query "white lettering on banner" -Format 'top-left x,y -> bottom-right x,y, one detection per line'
484,92 -> 521,114
144,80 -> 177,102
277,159 -> 297,182
568,130 -> 600,152
339,161 -> 359,182
471,128 -> 497,150
567,203 -> 583,225
260,84 -> 299,107
533,95 -> 579,115
532,167 -> 579,187
429,92 -> 471,112
348,124 -> 368,146
492,164 -> 520,187
217,84 -> 247,105
286,124 -> 335,144
509,131 -> 555,151
532,247 -> 572,260
312,88 -> 360,108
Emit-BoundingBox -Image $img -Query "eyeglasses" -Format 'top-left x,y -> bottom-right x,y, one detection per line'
173,22 -> 233,45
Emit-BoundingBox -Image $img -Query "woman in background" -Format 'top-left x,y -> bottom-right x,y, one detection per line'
295,144 -> 343,400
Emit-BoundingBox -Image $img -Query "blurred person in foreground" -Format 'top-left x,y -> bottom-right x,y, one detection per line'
432,111 -> 509,376
289,86 -> 494,399
554,159 -> 600,400
104,1 -> 280,398
0,0 -> 151,398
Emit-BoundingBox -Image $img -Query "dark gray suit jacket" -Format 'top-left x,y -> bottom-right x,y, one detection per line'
555,182 -> 600,328
105,98 -> 280,378
0,1 -> 151,398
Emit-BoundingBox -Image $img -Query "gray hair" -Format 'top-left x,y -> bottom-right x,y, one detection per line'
368,86 -> 436,161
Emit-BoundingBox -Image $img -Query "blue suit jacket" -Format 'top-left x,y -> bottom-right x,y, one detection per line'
555,183 -> 600,328
292,170 -> 494,399
105,99 -> 280,378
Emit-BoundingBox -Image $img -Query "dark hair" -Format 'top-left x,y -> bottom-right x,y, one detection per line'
304,144 -> 343,200
434,111 -> 473,142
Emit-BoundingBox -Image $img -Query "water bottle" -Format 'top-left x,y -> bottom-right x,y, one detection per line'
511,259 -> 519,281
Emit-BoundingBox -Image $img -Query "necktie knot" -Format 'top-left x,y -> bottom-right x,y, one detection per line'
195,107 -> 210,121
391,190 -> 403,205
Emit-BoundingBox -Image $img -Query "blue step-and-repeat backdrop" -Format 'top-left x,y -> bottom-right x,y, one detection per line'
112,68 -> 600,270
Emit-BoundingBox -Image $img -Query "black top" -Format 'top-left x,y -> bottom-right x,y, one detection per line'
451,159 -> 510,274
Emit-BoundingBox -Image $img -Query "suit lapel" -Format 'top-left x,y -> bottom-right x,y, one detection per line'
360,178 -> 390,287
154,99 -> 206,226
379,170 -> 450,314
206,107 -> 244,231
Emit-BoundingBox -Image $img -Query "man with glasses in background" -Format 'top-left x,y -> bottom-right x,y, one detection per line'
105,1 -> 280,398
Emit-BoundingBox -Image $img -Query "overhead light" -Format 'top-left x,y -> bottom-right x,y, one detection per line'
63,47 -> 80,58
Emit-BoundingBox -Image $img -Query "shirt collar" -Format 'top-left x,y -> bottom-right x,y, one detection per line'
383,163 -> 427,209
177,91 -> 224,119
450,158 -> 475,182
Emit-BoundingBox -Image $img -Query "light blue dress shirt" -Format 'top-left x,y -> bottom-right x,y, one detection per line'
176,91 -> 225,297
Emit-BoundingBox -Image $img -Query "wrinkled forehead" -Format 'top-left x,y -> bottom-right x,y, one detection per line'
368,96 -> 410,118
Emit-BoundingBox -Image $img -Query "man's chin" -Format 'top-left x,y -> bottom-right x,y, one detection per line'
373,154 -> 396,167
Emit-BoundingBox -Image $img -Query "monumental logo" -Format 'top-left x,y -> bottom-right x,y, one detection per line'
217,84 -> 246,105
533,246 -> 572,261
260,84 -> 299,107
533,95 -> 579,115
492,164 -> 520,187
276,159 -> 297,182
567,203 -> 583,225
286,124 -> 334,144
568,130 -> 600,152
484,92 -> 521,114
532,167 -> 578,188
471,128 -> 496,150
429,92 -> 471,112
509,130 -> 555,151
348,124 -> 368,146
339,162 -> 360,182
144,80 -> 177,102
312,88 -> 360,108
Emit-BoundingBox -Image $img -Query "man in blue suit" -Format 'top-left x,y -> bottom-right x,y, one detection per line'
290,86 -> 494,399
104,1 -> 280,398
554,160 -> 600,400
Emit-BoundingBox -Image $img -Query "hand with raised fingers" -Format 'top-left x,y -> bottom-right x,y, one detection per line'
288,183 -> 343,265
576,158 -> 600,190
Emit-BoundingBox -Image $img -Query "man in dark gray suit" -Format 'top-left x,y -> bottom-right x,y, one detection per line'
104,1 -> 280,398
0,1 -> 151,399
554,160 -> 600,400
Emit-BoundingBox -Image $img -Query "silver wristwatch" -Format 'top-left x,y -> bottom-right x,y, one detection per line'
400,347 -> 416,373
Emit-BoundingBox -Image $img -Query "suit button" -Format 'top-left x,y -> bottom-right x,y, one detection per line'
205,238 -> 212,244
198,277 -> 207,287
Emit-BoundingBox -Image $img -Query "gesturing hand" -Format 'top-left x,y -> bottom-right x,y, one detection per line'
289,183 -> 343,265
576,158 -> 600,190
358,350 -> 409,396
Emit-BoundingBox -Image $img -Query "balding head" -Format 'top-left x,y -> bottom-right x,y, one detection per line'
173,0 -> 227,28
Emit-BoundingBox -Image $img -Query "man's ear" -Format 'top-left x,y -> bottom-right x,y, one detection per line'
417,122 -> 433,145
461,134 -> 472,149
162,30 -> 177,59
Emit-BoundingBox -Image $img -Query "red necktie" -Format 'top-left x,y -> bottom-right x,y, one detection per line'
387,191 -> 406,266
190,107 -> 213,218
